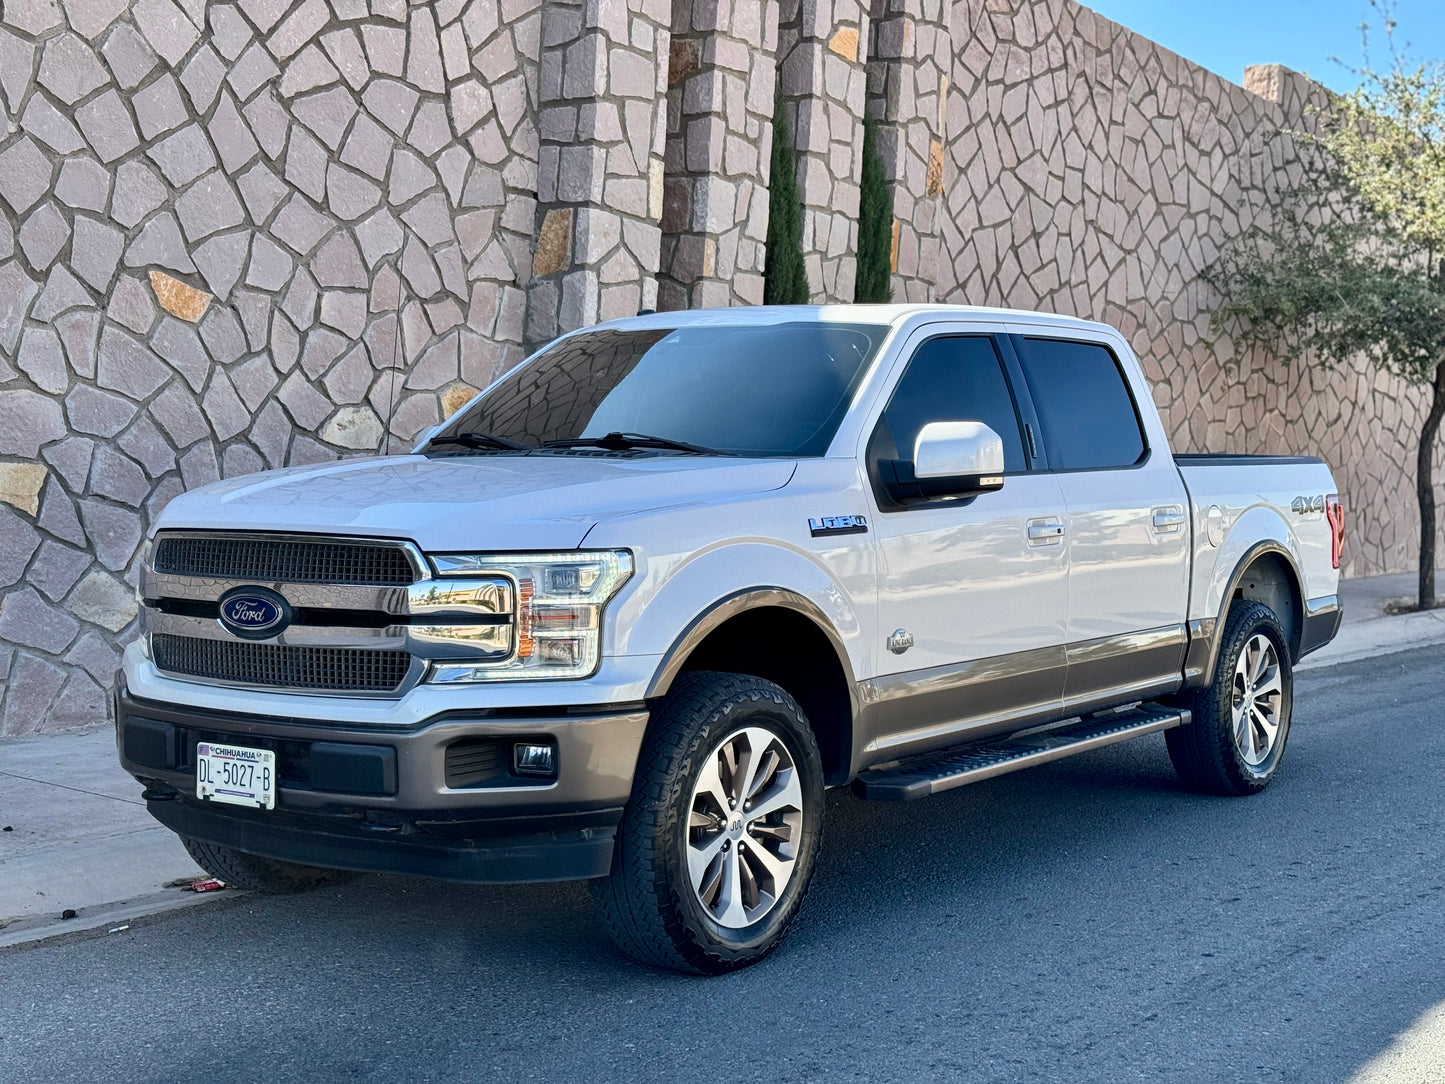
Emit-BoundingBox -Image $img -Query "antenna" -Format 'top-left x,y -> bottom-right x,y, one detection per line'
382,271 -> 404,457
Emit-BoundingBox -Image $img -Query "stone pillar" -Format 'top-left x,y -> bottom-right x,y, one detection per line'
776,0 -> 870,302
657,0 -> 780,310
527,0 -> 672,347
866,0 -> 950,302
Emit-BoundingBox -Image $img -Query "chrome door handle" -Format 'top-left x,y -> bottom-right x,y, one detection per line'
1027,518 -> 1065,545
1151,507 -> 1187,533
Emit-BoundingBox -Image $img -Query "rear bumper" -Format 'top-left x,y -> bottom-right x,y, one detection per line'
1299,594 -> 1342,658
114,681 -> 649,883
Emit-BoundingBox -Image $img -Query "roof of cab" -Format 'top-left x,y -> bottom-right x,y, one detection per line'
587,303 -> 1117,336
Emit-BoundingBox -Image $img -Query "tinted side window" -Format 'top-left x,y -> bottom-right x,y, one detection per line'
880,336 -> 1027,472
1018,338 -> 1146,470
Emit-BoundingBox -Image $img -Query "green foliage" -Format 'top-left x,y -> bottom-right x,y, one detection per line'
1209,1 -> 1445,606
1208,189 -> 1445,384
764,97 -> 809,305
1325,4 -> 1445,252
855,115 -> 894,303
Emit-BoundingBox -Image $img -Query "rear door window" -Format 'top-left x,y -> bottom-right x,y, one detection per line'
1016,338 -> 1146,470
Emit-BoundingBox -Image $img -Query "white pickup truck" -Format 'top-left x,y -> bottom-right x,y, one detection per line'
116,305 -> 1344,973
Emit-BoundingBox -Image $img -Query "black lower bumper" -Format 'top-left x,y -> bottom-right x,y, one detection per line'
114,681 -> 648,884
1299,594 -> 1343,658
146,795 -> 620,883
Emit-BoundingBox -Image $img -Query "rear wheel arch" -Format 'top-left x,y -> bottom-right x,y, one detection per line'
645,590 -> 859,786
1227,546 -> 1304,659
1189,542 -> 1306,687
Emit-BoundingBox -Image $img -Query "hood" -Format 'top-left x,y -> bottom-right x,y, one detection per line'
156,453 -> 797,551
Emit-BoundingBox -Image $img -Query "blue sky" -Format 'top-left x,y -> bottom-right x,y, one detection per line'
1080,0 -> 1444,93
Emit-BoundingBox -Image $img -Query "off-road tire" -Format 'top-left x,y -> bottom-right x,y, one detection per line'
1166,600 -> 1294,796
591,671 -> 825,975
181,836 -> 358,893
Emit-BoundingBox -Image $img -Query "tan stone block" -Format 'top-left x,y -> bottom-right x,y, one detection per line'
148,270 -> 213,322
668,37 -> 700,89
439,382 -> 477,419
532,207 -> 574,278
0,462 -> 47,516
827,25 -> 858,62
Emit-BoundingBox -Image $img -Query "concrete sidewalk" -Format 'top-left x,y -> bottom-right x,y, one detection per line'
0,728 -> 208,945
1,569 -> 1442,948
1297,568 -> 1445,671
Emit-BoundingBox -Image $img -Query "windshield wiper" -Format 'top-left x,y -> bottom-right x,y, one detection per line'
541,432 -> 734,456
426,431 -> 532,452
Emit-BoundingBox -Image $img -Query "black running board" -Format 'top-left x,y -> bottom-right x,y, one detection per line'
853,705 -> 1191,801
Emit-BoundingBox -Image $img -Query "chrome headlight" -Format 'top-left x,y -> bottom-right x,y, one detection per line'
424,551 -> 632,682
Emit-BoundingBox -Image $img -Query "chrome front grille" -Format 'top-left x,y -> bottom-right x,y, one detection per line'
152,634 -> 413,694
153,535 -> 418,586
141,531 -> 515,699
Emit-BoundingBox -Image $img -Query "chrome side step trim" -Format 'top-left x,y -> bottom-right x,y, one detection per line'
852,704 -> 1191,801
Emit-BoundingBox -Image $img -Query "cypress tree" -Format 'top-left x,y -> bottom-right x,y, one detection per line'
764,97 -> 809,305
855,115 -> 894,303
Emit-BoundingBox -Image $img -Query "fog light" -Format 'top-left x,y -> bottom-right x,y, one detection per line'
513,742 -> 556,777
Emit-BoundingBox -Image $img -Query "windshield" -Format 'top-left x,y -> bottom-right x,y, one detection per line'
429,322 -> 889,458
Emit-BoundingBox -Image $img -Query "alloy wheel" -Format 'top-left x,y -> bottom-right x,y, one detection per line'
1231,633 -> 1283,767
685,726 -> 805,929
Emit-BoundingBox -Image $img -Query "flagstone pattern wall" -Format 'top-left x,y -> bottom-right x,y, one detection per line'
935,1 -> 1438,592
0,0 -> 1433,734
0,0 -> 543,733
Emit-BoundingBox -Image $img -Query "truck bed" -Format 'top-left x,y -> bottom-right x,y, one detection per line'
1174,454 -> 1341,629
1174,454 -> 1326,468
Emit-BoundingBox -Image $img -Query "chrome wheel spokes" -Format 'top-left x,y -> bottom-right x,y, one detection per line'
1232,633 -> 1283,767
686,726 -> 804,929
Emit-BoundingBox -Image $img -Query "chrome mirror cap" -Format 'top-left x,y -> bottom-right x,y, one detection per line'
913,421 -> 1006,484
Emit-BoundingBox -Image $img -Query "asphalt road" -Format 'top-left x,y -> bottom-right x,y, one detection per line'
3,646 -> 1443,1083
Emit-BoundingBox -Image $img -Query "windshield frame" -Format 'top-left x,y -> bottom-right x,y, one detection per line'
422,316 -> 901,460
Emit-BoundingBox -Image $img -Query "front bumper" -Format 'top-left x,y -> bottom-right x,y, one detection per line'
113,681 -> 649,883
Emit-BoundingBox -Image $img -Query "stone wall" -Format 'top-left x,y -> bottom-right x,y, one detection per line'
935,0 -> 1440,583
0,0 -> 1436,734
0,0 -> 541,733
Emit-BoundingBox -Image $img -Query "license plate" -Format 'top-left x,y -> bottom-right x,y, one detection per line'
196,742 -> 276,810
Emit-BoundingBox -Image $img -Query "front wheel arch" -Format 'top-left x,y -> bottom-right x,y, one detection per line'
646,591 -> 858,785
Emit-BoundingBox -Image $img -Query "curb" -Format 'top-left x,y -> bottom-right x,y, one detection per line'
1296,609 -> 1445,672
0,887 -> 243,952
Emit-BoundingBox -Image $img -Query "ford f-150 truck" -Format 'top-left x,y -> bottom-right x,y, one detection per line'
115,305 -> 1344,973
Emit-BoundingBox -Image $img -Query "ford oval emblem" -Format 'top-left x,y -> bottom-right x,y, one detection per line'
218,587 -> 291,639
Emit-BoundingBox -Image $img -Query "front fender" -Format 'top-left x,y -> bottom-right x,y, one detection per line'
606,541 -> 872,697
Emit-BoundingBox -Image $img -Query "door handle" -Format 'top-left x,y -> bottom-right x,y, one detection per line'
1151,507 -> 1187,533
1027,518 -> 1065,545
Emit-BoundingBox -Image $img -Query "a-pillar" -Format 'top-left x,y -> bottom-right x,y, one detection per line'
527,0 -> 672,348
866,0 -> 950,302
658,0 -> 780,310
776,0 -> 871,302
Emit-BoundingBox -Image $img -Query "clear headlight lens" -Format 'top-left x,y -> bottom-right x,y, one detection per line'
425,551 -> 632,682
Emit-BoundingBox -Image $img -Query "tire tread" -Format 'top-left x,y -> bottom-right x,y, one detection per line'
180,835 -> 356,893
591,671 -> 823,974
1166,600 -> 1291,796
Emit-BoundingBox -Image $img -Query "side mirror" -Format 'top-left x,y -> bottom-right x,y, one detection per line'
880,421 -> 1006,503
914,421 -> 1005,483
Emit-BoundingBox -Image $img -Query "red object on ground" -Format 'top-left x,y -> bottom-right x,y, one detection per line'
189,878 -> 227,892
